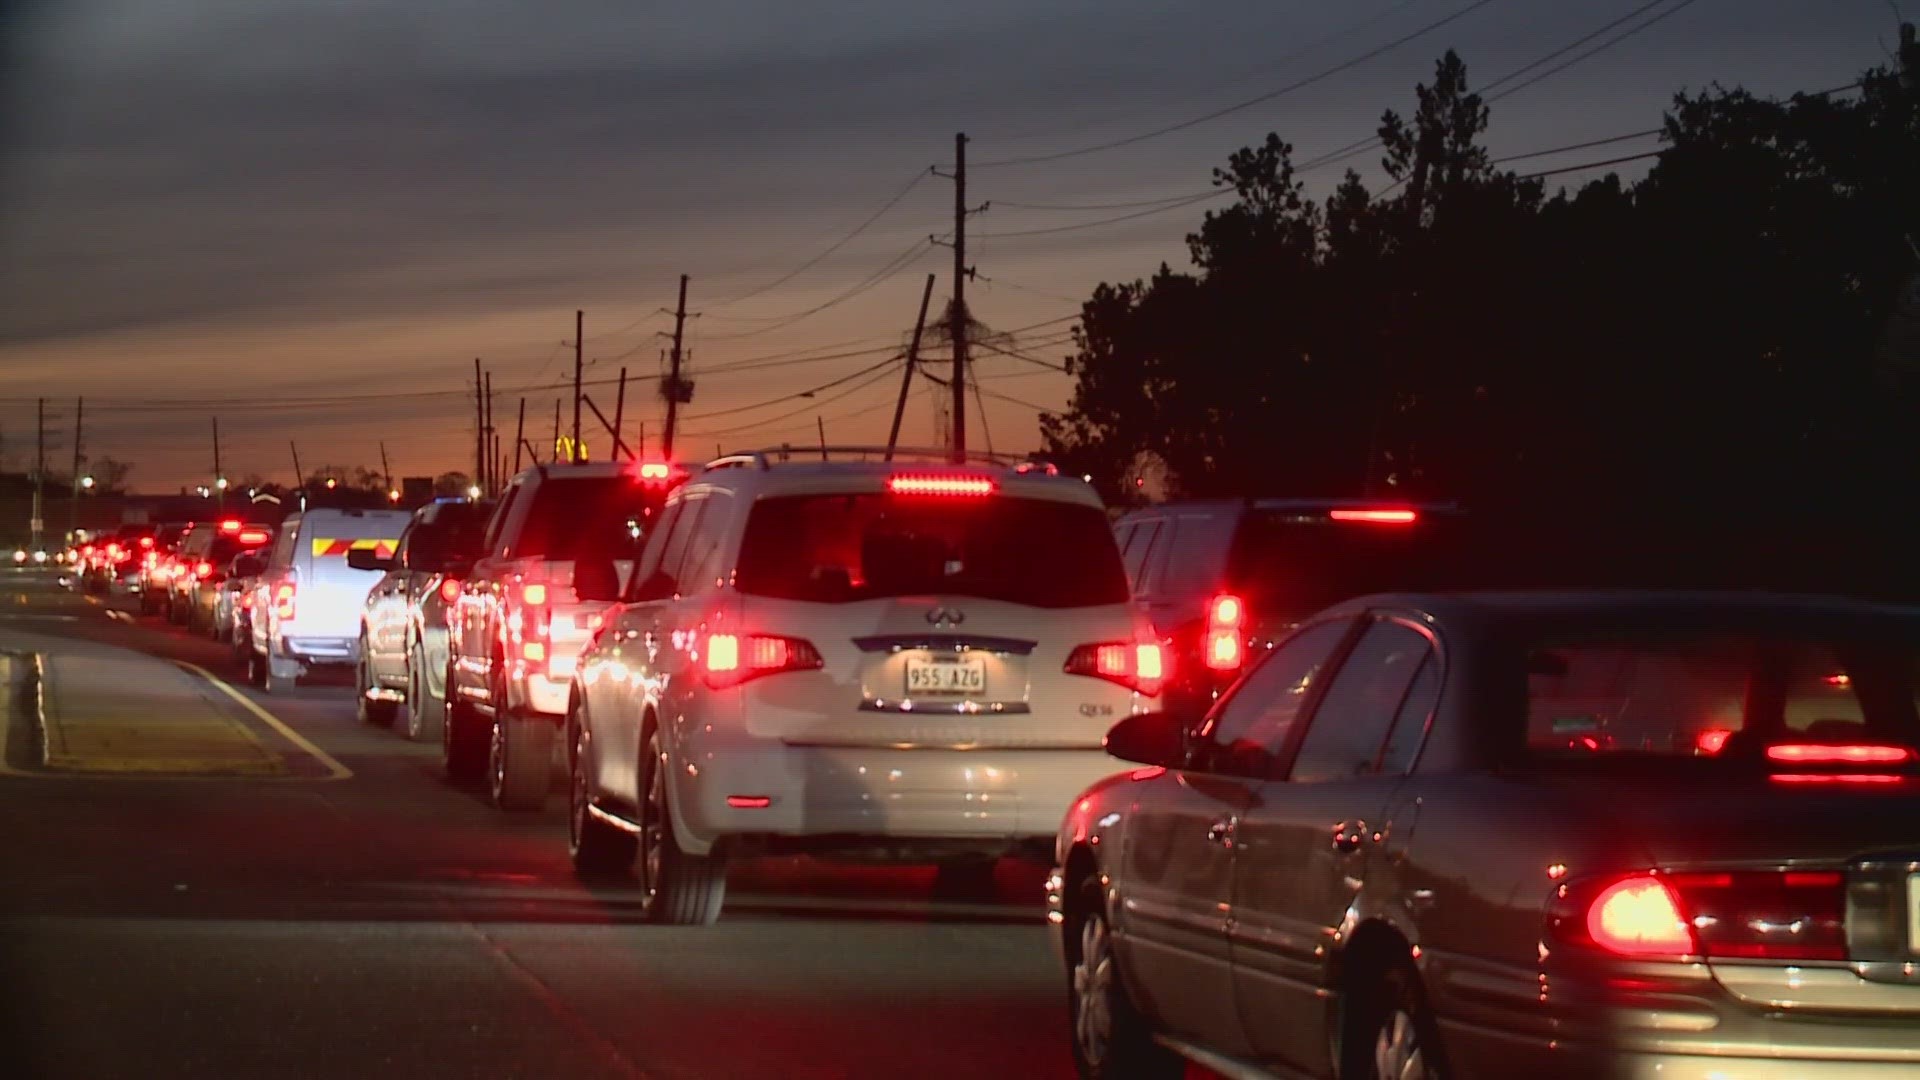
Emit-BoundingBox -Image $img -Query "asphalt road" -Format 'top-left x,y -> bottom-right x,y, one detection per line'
0,567 -> 1138,1080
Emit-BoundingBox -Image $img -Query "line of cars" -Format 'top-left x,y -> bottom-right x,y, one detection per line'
81,452 -> 1920,1078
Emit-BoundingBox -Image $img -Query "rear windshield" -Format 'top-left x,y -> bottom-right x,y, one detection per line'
735,493 -> 1128,608
1523,631 -> 1920,765
1227,510 -> 1475,620
512,477 -> 656,562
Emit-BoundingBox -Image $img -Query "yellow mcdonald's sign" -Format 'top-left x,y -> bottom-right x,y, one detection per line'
555,436 -> 590,461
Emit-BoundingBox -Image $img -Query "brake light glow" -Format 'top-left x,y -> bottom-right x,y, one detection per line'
701,633 -> 823,689
1585,876 -> 1694,957
272,582 -> 295,620
886,474 -> 996,497
238,529 -> 270,545
1065,641 -> 1167,697
1329,508 -> 1418,524
522,640 -> 547,664
139,537 -> 155,548
218,519 -> 242,534
194,561 -> 213,578
1766,743 -> 1916,766
1204,592 -> 1246,671
439,579 -> 460,603
1771,772 -> 1905,785
637,461 -> 672,481
522,583 -> 547,606
1695,728 -> 1733,755
726,795 -> 773,809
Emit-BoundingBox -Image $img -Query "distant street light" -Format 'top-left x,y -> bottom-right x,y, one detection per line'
324,477 -> 338,490
196,486 -> 211,498
79,476 -> 95,490
215,477 -> 229,491
466,485 -> 482,500
387,489 -> 401,503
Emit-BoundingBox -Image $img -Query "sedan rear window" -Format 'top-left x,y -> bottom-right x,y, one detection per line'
512,477 -> 658,561
1226,510 -> 1476,623
1524,633 -> 1920,761
735,493 -> 1128,608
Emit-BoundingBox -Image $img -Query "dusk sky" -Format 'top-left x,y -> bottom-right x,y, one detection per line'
0,0 -> 1894,491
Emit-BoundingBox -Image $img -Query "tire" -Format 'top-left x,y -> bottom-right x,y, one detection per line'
355,637 -> 397,727
932,855 -> 1001,901
1342,956 -> 1448,1080
637,721 -> 727,925
568,716 -> 636,874
489,712 -> 554,811
404,643 -> 443,743
443,666 -> 487,782
1066,875 -> 1182,1080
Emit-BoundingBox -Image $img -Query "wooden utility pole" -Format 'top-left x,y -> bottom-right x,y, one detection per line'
31,398 -> 44,549
483,370 -> 496,493
818,415 -> 829,460
513,398 -> 526,476
211,415 -> 223,510
886,273 -> 938,460
289,441 -> 305,505
949,133 -> 969,462
572,310 -> 584,463
66,397 -> 83,543
379,441 -> 393,497
662,275 -> 691,459
613,366 -> 629,461
552,399 -> 562,462
473,358 -> 486,488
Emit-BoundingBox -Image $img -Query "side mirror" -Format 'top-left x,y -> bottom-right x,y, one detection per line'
347,548 -> 395,572
631,570 -> 678,602
403,528 -> 447,574
573,559 -> 621,603
1103,711 -> 1188,769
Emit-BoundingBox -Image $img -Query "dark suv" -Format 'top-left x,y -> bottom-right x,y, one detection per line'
1112,499 -> 1471,716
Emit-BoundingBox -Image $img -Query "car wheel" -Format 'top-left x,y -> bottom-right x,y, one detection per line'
405,643 -> 443,743
637,721 -> 726,925
355,641 -> 397,727
568,716 -> 636,874
489,711 -> 554,811
1067,874 -> 1182,1080
1343,956 -> 1447,1080
443,664 -> 487,782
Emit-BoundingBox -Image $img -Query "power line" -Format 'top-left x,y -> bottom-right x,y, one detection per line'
972,339 -> 1069,372
976,188 -> 1227,239
676,356 -> 902,423
964,0 -> 1504,169
1491,127 -> 1660,163
706,170 -> 932,308
700,237 -> 937,341
1515,148 -> 1664,178
683,361 -> 905,438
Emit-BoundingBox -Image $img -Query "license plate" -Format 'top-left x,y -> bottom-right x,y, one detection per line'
905,656 -> 986,697
1909,873 -> 1919,955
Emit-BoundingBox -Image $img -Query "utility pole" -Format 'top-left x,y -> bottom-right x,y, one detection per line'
572,310 -> 584,463
886,273 -> 938,460
932,134 -> 982,463
211,416 -> 223,510
379,441 -> 393,498
484,370 -> 496,493
552,399 -> 562,462
513,399 -> 526,476
66,397 -> 83,544
662,275 -> 691,460
613,367 -> 629,461
289,441 -> 305,508
818,415 -> 829,460
32,398 -> 44,551
473,358 -> 486,490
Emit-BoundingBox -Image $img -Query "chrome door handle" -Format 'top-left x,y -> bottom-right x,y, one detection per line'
1332,821 -> 1366,853
1206,819 -> 1233,847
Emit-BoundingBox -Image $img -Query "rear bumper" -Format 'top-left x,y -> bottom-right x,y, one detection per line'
277,635 -> 358,666
668,736 -> 1124,858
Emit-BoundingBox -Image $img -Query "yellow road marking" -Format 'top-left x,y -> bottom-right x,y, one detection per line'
173,660 -> 354,780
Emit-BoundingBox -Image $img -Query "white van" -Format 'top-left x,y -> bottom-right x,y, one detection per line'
247,507 -> 413,692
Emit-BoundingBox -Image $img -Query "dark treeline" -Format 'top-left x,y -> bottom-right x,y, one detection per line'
1041,47 -> 1920,598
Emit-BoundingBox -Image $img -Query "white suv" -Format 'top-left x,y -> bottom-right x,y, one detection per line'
564,448 -> 1165,924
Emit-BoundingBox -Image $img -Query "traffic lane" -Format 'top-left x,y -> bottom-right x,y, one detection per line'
0,589 -> 1098,1079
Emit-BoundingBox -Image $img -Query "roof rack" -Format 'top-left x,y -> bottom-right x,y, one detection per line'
703,445 -> 1042,472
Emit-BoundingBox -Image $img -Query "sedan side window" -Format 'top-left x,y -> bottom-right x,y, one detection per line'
1197,619 -> 1352,777
1289,620 -> 1435,783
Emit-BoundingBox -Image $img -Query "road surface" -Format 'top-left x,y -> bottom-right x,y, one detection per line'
0,566 -> 1138,1079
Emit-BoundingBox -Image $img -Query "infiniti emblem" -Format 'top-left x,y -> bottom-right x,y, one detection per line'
925,606 -> 966,627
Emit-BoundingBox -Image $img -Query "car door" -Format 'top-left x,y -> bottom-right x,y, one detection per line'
455,483 -> 521,701
252,523 -> 300,656
365,525 -> 414,681
1115,617 -> 1355,1056
593,497 -> 688,808
1229,614 -> 1443,1076
651,490 -> 735,758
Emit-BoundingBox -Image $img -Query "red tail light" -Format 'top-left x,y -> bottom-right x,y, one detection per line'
522,583 -> 547,606
886,474 -> 996,497
1329,507 -> 1418,524
1065,641 -> 1167,697
139,537 -> 155,549
637,461 -> 672,481
1203,593 -> 1246,671
237,529 -> 270,546
439,579 -> 461,604
218,519 -> 242,534
702,633 -> 823,689
194,561 -> 214,578
1551,869 -> 1848,962
1767,743 -> 1917,766
272,583 -> 296,620
1695,728 -> 1734,755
